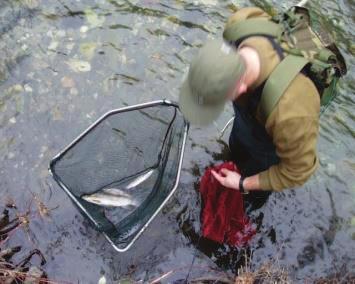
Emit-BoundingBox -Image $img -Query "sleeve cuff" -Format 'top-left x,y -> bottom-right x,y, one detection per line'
258,170 -> 272,190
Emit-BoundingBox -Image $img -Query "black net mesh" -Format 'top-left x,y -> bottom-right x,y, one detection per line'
50,102 -> 187,249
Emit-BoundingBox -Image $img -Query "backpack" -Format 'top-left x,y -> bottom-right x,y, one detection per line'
223,6 -> 347,121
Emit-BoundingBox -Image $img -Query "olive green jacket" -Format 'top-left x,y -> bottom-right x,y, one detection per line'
226,7 -> 320,191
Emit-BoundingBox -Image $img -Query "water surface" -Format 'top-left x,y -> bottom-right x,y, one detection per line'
0,0 -> 354,282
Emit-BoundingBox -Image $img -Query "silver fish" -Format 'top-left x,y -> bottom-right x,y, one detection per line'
125,169 -> 155,189
82,188 -> 138,208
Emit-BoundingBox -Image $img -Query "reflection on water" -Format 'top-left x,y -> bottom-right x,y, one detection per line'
0,0 -> 354,282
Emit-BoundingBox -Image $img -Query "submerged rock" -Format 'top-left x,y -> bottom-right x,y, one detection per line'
350,44 -> 355,56
85,8 -> 105,28
80,42 -> 97,60
22,0 -> 41,10
66,59 -> 91,72
23,266 -> 44,284
98,275 -> 106,284
48,41 -> 59,51
61,76 -> 75,88
80,25 -> 89,33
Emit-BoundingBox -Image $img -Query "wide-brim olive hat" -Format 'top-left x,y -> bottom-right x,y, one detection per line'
179,39 -> 245,125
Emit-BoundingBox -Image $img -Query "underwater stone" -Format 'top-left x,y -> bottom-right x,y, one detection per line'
80,26 -> 89,33
24,84 -> 33,92
61,76 -> 75,88
66,59 -> 91,72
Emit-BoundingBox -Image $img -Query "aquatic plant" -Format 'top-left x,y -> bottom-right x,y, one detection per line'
0,197 -> 66,284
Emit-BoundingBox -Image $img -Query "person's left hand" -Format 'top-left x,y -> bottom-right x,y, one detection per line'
211,168 -> 241,190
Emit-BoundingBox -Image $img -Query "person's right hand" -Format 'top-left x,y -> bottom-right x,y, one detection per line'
211,168 -> 241,190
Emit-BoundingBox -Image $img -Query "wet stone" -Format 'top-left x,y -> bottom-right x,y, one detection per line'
23,0 -> 41,10
46,30 -> 54,38
325,163 -> 336,176
56,30 -> 66,38
0,67 -> 6,81
85,8 -> 105,28
70,88 -> 79,96
24,84 -> 33,92
40,146 -> 48,154
52,107 -> 63,121
23,266 -> 44,284
66,59 -> 91,73
66,43 -> 75,52
21,44 -> 28,51
80,42 -> 97,60
98,275 -> 107,284
8,152 -> 15,159
80,26 -> 89,33
350,44 -> 355,55
61,76 -> 75,88
11,84 -> 24,93
48,41 -> 59,51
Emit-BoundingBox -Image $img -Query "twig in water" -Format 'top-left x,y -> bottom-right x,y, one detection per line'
150,270 -> 174,284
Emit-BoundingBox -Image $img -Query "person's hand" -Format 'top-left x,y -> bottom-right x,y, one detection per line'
211,168 -> 241,190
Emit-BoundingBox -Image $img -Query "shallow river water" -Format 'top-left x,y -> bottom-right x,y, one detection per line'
0,0 -> 354,283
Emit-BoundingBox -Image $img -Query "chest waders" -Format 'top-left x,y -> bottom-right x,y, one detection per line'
228,70 -> 281,211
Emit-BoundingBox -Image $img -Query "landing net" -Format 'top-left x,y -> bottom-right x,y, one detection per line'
50,100 -> 188,251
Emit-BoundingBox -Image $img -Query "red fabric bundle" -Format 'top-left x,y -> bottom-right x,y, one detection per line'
199,162 -> 256,247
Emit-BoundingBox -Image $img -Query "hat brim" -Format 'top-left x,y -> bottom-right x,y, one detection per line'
179,79 -> 226,126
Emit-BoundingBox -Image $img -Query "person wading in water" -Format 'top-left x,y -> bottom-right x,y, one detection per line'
179,6 -> 346,210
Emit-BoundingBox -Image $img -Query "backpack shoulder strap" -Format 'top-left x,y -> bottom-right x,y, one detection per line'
223,18 -> 282,42
260,54 -> 309,122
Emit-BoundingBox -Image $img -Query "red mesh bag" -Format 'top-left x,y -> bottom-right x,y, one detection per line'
199,162 -> 256,247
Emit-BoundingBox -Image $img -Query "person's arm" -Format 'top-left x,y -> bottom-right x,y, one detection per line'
257,74 -> 320,191
258,117 -> 319,191
212,114 -> 319,192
